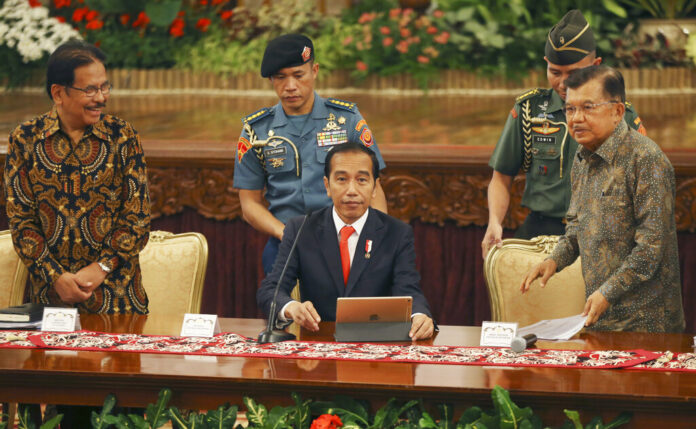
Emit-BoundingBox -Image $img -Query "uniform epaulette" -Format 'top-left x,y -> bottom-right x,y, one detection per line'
515,88 -> 549,104
325,98 -> 356,112
624,101 -> 634,110
242,107 -> 273,124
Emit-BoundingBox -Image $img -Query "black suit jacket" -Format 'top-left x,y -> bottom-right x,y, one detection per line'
257,207 -> 432,321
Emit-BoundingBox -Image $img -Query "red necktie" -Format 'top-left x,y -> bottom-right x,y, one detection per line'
339,225 -> 355,286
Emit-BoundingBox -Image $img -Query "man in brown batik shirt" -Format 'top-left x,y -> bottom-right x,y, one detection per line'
4,40 -> 150,314
521,65 -> 684,333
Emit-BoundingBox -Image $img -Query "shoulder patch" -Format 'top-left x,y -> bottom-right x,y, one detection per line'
326,97 -> 356,112
515,88 -> 547,104
624,101 -> 636,113
242,108 -> 273,124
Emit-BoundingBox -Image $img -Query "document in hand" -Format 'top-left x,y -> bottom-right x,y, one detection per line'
517,314 -> 588,341
0,303 -> 45,323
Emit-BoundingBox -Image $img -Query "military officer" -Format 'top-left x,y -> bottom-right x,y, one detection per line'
482,9 -> 646,258
234,34 -> 387,273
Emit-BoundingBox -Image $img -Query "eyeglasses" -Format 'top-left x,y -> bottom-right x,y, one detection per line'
67,82 -> 112,97
562,101 -> 619,118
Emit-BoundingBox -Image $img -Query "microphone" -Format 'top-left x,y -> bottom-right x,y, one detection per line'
258,211 -> 311,344
510,334 -> 538,353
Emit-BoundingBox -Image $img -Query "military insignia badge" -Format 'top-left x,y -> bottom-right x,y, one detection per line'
302,46 -> 311,62
509,108 -> 518,119
237,137 -> 251,162
532,124 -> 560,135
323,113 -> 342,131
268,130 -> 275,137
360,128 -> 374,147
338,116 -> 346,125
269,158 -> 285,168
355,119 -> 367,131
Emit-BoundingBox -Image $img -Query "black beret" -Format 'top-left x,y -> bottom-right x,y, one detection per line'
545,10 -> 596,66
260,34 -> 314,78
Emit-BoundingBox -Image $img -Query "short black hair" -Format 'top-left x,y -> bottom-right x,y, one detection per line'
46,40 -> 107,100
324,142 -> 379,181
564,65 -> 626,103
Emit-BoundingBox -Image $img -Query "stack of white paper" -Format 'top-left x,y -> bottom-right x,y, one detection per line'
517,314 -> 587,341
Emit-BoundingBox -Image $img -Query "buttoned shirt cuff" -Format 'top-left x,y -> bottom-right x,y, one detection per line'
98,251 -> 120,272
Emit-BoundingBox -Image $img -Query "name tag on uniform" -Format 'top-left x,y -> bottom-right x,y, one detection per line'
264,147 -> 287,157
316,130 -> 347,147
533,135 -> 557,145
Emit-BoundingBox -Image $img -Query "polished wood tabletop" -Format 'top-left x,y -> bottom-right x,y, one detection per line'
0,315 -> 695,427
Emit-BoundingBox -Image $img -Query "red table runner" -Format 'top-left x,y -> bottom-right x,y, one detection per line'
2,329 -> 689,370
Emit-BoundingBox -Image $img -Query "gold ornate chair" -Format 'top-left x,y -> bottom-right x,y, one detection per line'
0,229 -> 28,308
0,230 -> 28,426
484,236 -> 585,328
139,231 -> 208,317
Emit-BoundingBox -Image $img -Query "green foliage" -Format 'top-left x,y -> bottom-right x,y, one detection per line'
16,406 -> 62,429
616,0 -> 696,19
9,386 -> 632,429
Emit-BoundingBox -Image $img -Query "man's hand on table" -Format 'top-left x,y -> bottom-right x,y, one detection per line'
410,314 -> 434,340
582,290 -> 610,327
284,301 -> 321,332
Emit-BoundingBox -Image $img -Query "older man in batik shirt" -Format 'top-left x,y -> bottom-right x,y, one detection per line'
522,65 -> 684,333
4,40 -> 150,314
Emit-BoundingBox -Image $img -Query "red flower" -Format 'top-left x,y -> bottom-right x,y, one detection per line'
177,10 -> 185,17
120,14 -> 130,26
382,37 -> 393,47
85,19 -> 103,30
426,26 -> 437,35
389,8 -> 401,18
28,0 -> 41,7
196,17 -> 211,32
355,61 -> 368,72
310,414 -> 343,429
417,55 -> 430,64
379,26 -> 390,35
132,11 -> 150,28
400,28 -> 410,37
200,0 -> 208,4
94,40 -> 101,47
433,10 -> 444,18
220,10 -> 233,20
72,7 -> 88,22
56,16 -> 66,23
434,31 -> 450,44
53,0 -> 71,8
85,10 -> 99,22
170,18 -> 185,37
396,40 -> 409,53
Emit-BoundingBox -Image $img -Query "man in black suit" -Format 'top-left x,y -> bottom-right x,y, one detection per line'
257,142 -> 434,340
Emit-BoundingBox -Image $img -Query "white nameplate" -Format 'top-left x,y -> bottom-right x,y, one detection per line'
180,313 -> 220,337
41,308 -> 80,332
479,321 -> 517,347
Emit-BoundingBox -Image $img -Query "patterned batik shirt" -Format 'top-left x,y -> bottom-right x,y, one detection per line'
4,108 -> 151,314
550,120 -> 685,333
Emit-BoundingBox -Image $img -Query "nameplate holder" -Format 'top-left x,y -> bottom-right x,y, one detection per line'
180,314 -> 220,337
41,308 -> 80,332
480,321 -> 517,347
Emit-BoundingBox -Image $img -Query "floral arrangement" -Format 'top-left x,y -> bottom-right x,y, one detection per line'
0,0 -> 81,87
342,7 -> 452,86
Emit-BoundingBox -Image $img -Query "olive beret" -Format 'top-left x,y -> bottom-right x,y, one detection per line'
260,34 -> 314,78
545,10 -> 596,66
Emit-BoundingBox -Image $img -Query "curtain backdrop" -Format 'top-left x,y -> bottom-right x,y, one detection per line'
1,209 -> 694,332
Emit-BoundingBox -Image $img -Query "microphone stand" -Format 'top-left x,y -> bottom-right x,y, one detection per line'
258,213 -> 310,343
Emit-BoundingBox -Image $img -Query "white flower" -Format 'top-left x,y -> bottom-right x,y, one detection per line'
0,0 -> 82,64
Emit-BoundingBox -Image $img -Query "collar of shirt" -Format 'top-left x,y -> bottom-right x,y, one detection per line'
43,108 -> 111,142
332,206 -> 369,265
548,89 -> 565,114
580,119 -> 628,164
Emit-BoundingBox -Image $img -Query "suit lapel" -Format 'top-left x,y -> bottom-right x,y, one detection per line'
346,209 -> 384,294
316,208 -> 344,296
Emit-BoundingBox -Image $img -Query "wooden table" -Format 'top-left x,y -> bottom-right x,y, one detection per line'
0,315 -> 695,427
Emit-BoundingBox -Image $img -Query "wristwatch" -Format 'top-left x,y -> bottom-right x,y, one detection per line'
97,262 -> 112,273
